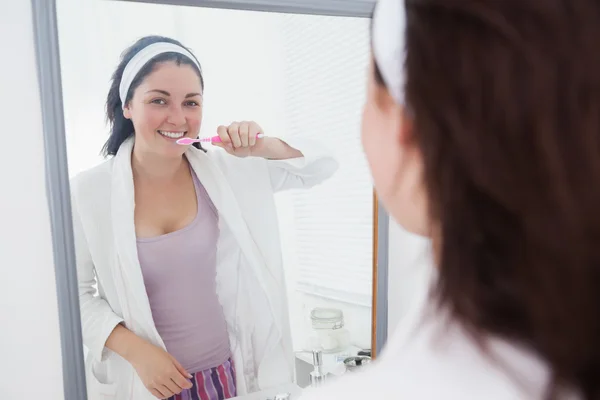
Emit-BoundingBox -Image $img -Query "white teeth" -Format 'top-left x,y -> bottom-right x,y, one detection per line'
158,131 -> 185,138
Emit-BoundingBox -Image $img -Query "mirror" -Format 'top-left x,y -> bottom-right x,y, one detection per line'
51,0 -> 380,398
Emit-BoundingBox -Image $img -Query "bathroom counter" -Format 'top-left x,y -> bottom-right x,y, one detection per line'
232,383 -> 303,400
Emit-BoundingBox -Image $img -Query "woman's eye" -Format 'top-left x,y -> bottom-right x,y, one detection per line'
151,98 -> 166,105
185,101 -> 200,107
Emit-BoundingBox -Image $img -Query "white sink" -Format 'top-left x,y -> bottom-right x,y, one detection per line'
232,383 -> 303,400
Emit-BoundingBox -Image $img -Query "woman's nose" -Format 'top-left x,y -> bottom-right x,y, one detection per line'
167,105 -> 186,126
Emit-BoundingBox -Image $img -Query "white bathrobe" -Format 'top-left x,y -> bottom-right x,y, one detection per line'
297,266 -> 554,400
70,136 -> 339,400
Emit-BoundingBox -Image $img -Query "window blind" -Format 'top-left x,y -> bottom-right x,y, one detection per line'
277,14 -> 373,307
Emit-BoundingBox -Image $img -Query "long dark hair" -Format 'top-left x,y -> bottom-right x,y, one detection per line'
374,0 -> 600,398
102,35 -> 205,156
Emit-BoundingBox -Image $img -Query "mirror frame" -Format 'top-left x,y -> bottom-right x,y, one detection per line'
31,0 -> 388,398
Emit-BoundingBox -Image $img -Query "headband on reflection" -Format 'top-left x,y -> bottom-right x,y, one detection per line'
119,42 -> 201,108
372,0 -> 406,105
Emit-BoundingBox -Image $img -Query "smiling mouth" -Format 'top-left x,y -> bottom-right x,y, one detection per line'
157,130 -> 187,139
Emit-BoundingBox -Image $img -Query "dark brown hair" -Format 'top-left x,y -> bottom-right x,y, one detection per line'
375,0 -> 600,398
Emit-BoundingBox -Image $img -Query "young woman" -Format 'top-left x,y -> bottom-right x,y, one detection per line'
71,35 -> 338,400
300,0 -> 600,399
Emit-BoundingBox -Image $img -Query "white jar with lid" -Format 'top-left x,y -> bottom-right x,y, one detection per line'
309,307 -> 351,353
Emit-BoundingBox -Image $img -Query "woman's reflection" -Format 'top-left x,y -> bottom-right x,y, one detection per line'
70,35 -> 338,400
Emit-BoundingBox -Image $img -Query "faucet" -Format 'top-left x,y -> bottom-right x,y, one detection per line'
309,349 -> 327,388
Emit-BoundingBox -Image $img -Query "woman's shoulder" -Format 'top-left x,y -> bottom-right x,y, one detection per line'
70,158 -> 114,201
300,302 -> 551,400
301,343 -> 547,400
299,357 -> 537,400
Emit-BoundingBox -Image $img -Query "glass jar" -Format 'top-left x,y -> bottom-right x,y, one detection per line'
309,307 -> 351,353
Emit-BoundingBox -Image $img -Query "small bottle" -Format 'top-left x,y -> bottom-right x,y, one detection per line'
309,349 -> 327,388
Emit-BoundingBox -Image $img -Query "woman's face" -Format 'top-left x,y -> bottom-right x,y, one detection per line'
123,61 -> 203,159
361,58 -> 429,236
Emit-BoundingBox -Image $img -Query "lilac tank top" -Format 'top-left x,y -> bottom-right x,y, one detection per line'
136,168 -> 231,373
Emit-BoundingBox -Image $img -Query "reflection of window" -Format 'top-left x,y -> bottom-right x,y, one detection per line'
275,15 -> 373,307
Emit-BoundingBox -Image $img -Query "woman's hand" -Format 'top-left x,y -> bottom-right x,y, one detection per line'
213,120 -> 303,160
128,340 -> 193,399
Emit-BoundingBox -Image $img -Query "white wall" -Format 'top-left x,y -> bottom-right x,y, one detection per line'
0,2 -> 64,399
386,220 -> 432,337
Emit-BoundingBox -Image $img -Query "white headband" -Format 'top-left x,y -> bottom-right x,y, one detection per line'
119,42 -> 201,108
372,0 -> 406,105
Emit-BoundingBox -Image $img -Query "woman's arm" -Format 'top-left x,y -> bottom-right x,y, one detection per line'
71,190 -> 125,362
211,120 -> 340,192
104,324 -> 146,362
263,136 -> 340,192
250,137 -> 303,160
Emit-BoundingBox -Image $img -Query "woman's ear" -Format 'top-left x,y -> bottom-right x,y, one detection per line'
123,104 -> 132,120
398,105 -> 414,146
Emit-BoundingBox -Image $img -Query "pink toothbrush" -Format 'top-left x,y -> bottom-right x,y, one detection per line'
176,133 -> 265,145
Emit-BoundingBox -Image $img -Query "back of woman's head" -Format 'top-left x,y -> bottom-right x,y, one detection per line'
398,0 -> 600,397
103,35 -> 205,156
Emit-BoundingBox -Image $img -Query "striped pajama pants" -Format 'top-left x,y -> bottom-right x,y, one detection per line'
169,357 -> 236,400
